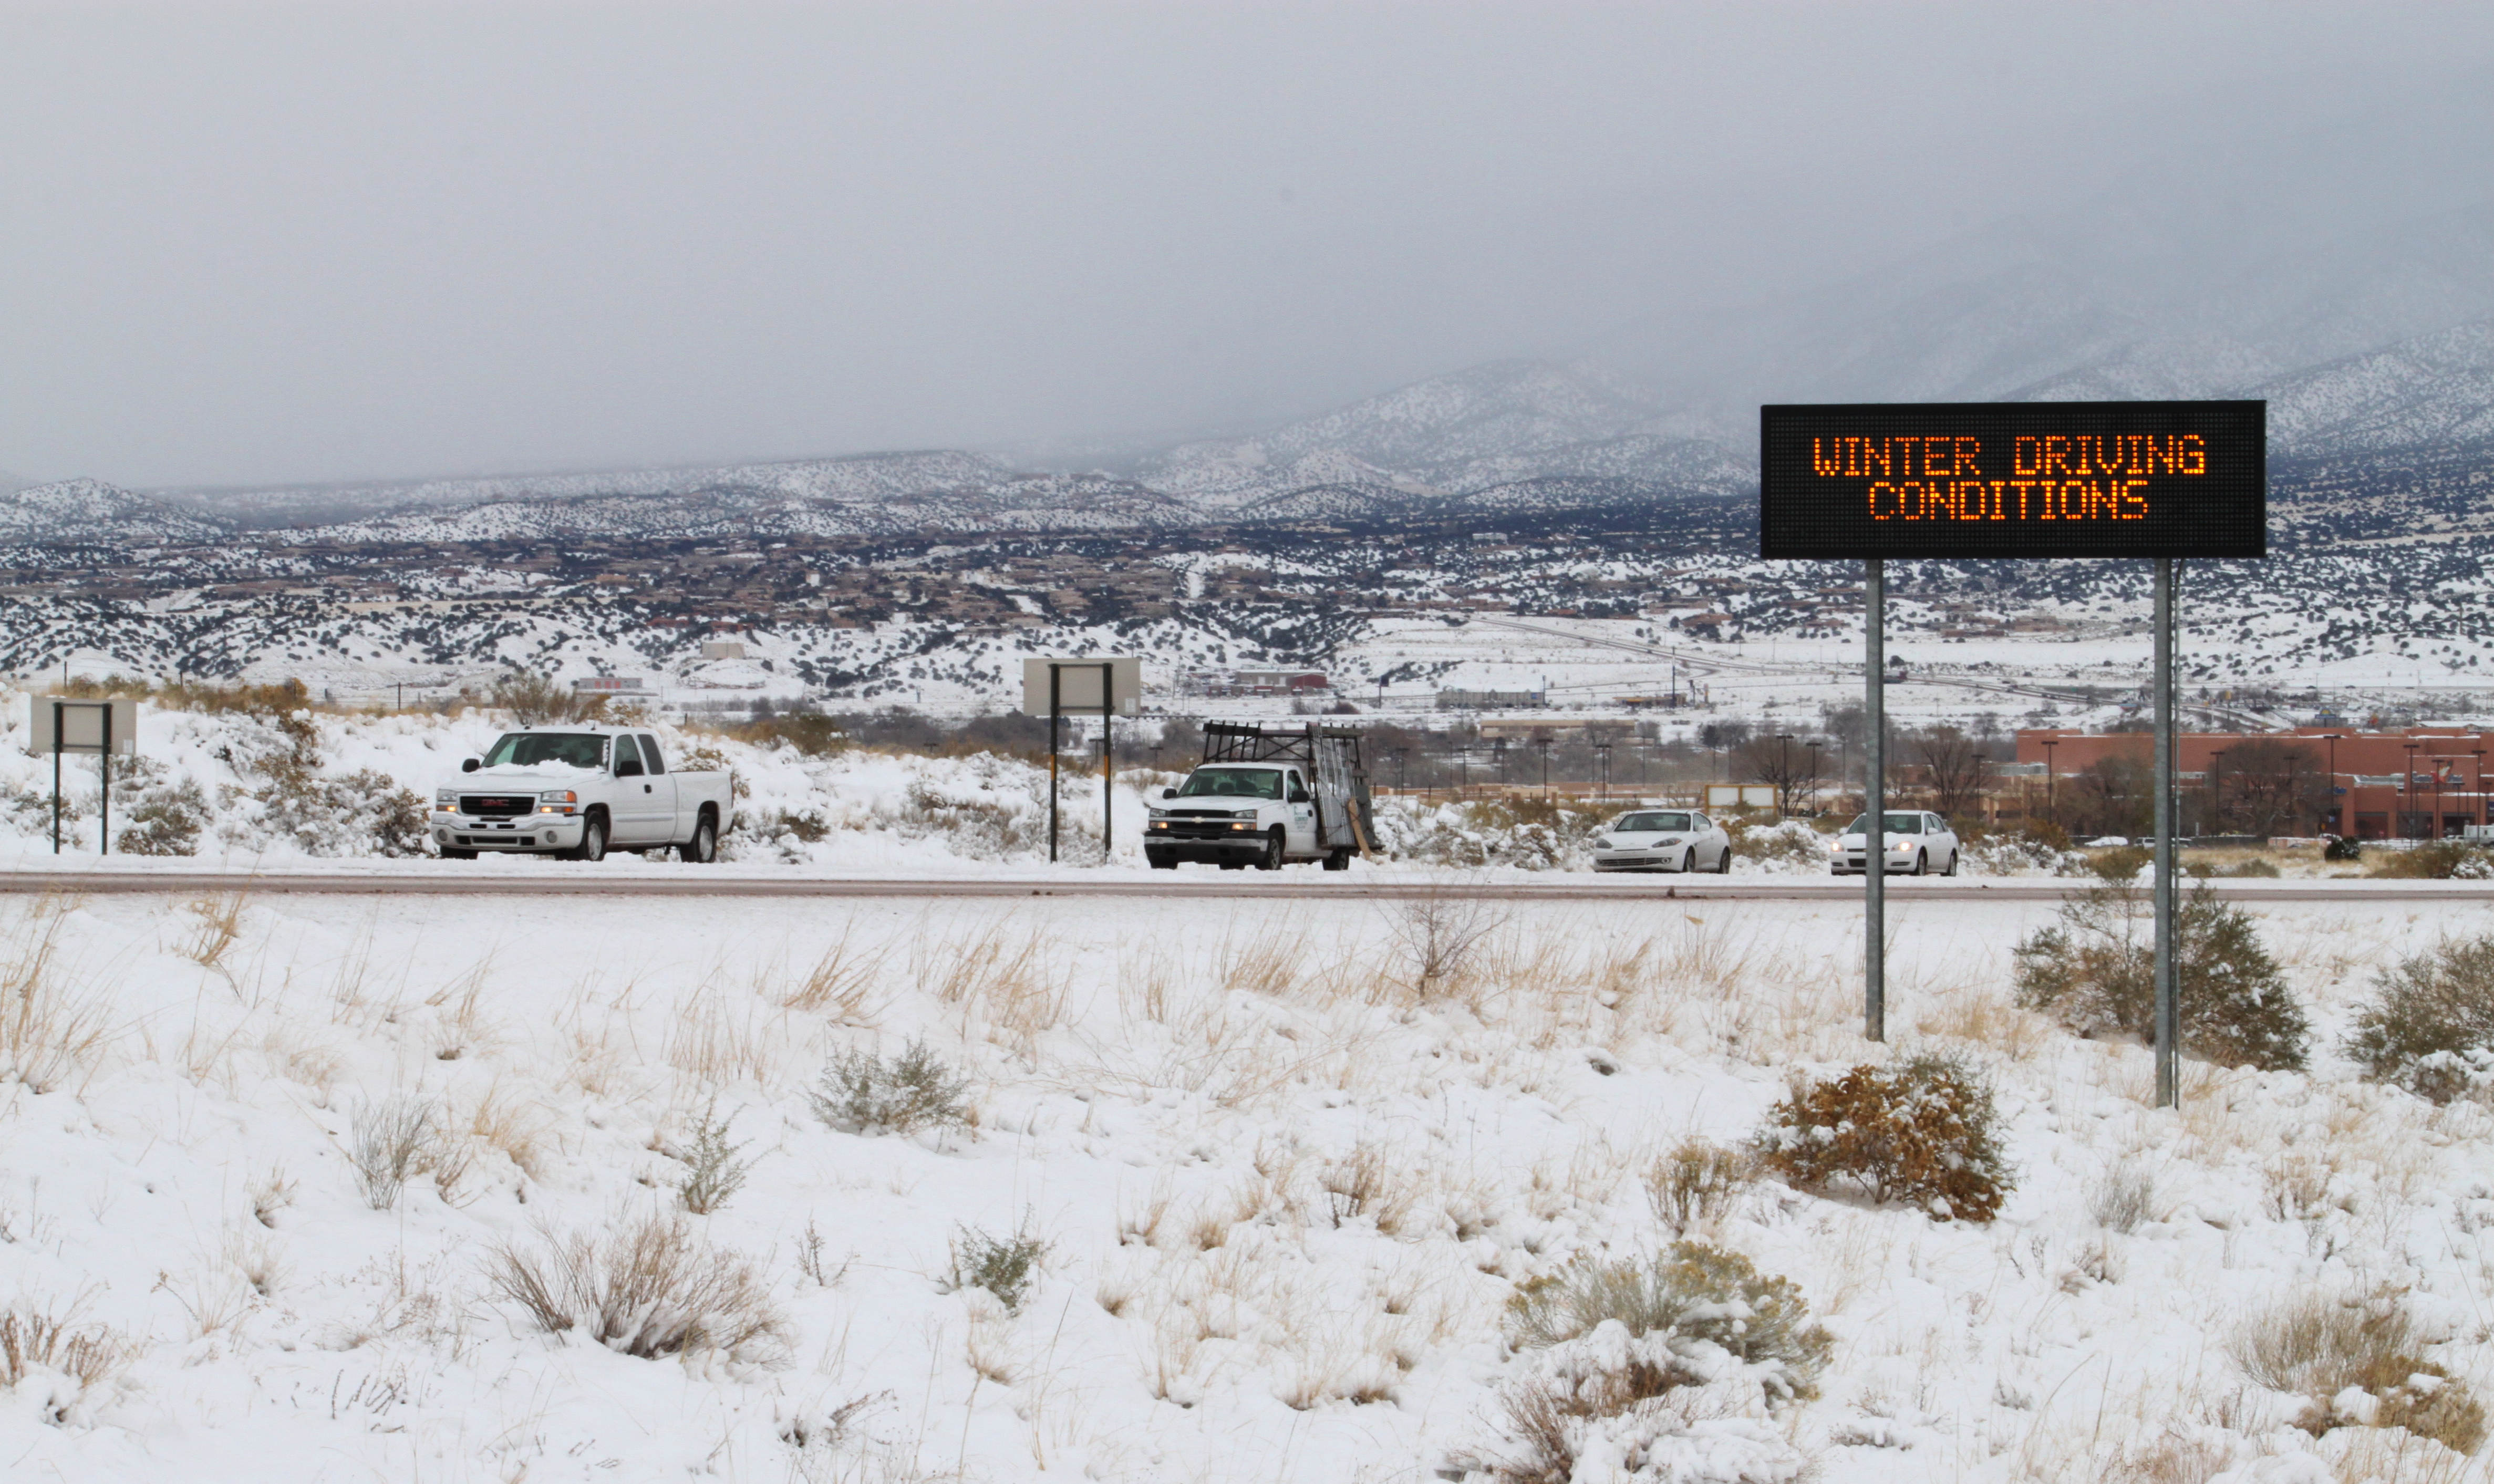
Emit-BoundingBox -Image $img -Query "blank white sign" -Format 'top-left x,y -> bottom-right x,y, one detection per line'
26,698 -> 138,756
1020,658 -> 1141,716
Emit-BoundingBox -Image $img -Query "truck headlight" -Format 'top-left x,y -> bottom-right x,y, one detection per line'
435,790 -> 458,809
539,790 -> 577,803
1148,808 -> 1168,819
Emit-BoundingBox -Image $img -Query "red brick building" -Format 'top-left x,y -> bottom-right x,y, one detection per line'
2016,728 -> 2494,839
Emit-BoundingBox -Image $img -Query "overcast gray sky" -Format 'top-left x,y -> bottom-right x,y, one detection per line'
4,2 -> 2490,489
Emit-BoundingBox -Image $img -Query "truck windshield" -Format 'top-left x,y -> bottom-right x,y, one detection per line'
483,733 -> 609,770
1612,812 -> 1692,833
1178,767 -> 1283,800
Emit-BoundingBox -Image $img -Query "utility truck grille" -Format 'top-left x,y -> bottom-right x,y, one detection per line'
461,795 -> 534,817
1167,808 -> 1240,818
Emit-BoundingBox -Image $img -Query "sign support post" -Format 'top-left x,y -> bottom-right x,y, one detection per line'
1098,661 -> 1114,860
1048,666 -> 1062,864
51,701 -> 63,855
1864,560 -> 1885,1042
2154,557 -> 2179,1107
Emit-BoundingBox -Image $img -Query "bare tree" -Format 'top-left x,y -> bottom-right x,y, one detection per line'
1910,725 -> 1983,820
1736,734 -> 1819,816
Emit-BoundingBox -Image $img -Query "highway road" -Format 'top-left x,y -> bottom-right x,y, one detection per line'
9,864 -> 2494,903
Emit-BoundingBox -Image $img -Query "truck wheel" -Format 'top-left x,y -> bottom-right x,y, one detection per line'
1147,848 -> 1176,870
677,817 -> 717,863
1322,848 -> 1350,871
1256,830 -> 1285,870
567,813 -> 608,863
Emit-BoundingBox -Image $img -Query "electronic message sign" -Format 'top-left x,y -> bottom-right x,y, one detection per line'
1758,401 -> 2264,559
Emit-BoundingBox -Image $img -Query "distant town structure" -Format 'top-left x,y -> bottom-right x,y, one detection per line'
698,640 -> 749,660
1183,668 -> 1329,699
2019,727 -> 2494,840
571,676 -> 652,696
1436,688 -> 1547,710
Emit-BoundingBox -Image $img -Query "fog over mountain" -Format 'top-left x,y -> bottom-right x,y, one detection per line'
5,4 -> 2493,494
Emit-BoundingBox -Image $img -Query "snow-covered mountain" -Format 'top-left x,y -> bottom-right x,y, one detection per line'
0,476 -> 229,544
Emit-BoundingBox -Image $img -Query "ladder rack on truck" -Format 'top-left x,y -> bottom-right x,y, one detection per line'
1199,722 -> 1377,857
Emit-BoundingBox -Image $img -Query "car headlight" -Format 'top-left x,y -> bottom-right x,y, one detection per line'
1594,836 -> 1616,849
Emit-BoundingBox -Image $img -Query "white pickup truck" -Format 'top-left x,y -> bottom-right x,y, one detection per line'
431,724 -> 732,862
1144,721 -> 1373,871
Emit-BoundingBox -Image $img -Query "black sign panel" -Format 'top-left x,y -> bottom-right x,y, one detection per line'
1759,401 -> 2264,559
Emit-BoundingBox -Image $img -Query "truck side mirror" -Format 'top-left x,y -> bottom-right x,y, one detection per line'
1161,787 -> 1176,800
461,757 -> 481,773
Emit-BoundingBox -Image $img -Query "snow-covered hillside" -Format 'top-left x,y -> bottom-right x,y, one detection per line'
3,868 -> 2490,1480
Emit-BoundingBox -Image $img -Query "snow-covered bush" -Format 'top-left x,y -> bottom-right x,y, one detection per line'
944,1223 -> 1049,1313
2345,935 -> 2494,1103
2011,881 -> 2310,1071
115,765 -> 210,856
1722,816 -> 1824,872
1377,797 -> 1602,871
809,1040 -> 973,1136
1754,1053 -> 2014,1222
487,1210 -> 789,1365
2228,1289 -> 2486,1455
1461,1242 -> 1826,1483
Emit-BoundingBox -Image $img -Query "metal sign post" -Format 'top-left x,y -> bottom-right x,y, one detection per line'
1048,665 -> 1062,863
2154,558 -> 2179,1106
1864,560 -> 1885,1042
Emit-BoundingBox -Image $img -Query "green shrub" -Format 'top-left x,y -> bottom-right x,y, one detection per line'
2011,881 -> 2309,1071
2323,835 -> 2362,862
2085,844 -> 2151,880
2345,936 -> 2494,1103
946,1222 -> 1048,1313
809,1040 -> 972,1135
1753,1053 -> 2013,1222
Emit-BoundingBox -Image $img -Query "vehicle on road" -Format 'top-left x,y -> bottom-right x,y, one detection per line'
1589,808 -> 1731,873
1146,722 -> 1374,871
1830,811 -> 1961,876
432,725 -> 731,862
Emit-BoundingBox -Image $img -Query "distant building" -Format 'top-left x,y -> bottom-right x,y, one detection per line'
572,676 -> 651,696
1436,688 -> 1547,711
699,640 -> 749,660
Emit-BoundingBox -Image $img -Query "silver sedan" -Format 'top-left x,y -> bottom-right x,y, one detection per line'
1590,809 -> 1732,873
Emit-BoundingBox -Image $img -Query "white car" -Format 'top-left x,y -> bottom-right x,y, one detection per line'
1590,808 -> 1732,874
1830,811 -> 1960,876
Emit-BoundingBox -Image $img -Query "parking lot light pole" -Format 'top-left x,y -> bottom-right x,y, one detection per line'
2323,733 -> 2342,835
2405,742 -> 2421,841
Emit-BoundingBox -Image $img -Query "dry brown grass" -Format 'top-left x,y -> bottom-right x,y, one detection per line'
0,898 -> 111,1094
1646,1136 -> 1757,1234
488,1208 -> 789,1364
772,927 -> 891,1025
0,1301 -> 134,1395
177,892 -> 250,970
665,989 -> 783,1090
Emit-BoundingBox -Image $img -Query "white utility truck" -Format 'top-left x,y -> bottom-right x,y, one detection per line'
1145,721 -> 1375,871
431,724 -> 732,862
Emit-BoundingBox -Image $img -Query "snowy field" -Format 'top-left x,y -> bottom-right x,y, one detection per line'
3,886 -> 2492,1482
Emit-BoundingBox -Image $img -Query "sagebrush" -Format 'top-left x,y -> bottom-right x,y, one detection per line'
810,1040 -> 972,1135
945,1222 -> 1049,1313
1754,1053 -> 2014,1221
2345,935 -> 2494,1102
2011,880 -> 2309,1071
